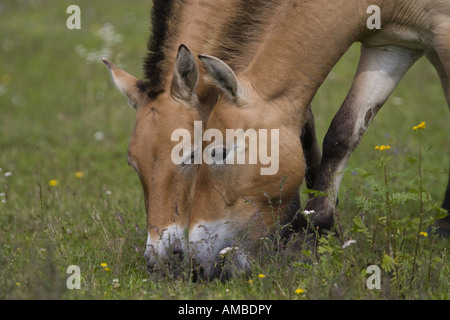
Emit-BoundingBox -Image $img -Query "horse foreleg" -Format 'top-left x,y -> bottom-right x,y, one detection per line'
306,44 -> 424,232
426,49 -> 450,236
283,105 -> 322,233
302,105 -> 322,190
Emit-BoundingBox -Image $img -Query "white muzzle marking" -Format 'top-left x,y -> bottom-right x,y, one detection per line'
188,220 -> 251,279
144,224 -> 186,269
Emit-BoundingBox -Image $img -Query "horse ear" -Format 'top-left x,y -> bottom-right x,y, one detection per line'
170,44 -> 199,103
102,58 -> 147,110
198,54 -> 240,99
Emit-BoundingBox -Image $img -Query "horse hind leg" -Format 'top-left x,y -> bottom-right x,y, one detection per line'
426,50 -> 450,236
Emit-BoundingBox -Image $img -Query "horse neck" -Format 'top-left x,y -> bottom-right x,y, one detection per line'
160,0 -> 222,85
244,0 -> 369,112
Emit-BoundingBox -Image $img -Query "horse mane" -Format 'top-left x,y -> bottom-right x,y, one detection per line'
138,0 -> 281,99
138,0 -> 185,99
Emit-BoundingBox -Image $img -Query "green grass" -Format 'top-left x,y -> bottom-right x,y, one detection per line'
1,1 -> 449,300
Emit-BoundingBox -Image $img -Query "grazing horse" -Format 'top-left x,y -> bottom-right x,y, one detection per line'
103,0 -> 319,274
188,0 -> 450,280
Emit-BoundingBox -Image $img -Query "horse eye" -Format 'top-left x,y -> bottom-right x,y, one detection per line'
211,148 -> 228,163
181,150 -> 196,167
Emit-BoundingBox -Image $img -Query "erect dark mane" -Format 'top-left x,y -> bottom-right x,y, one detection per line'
138,0 -> 183,99
138,0 -> 281,99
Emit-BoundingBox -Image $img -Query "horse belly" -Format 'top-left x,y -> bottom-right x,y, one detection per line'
362,0 -> 449,51
363,24 -> 433,51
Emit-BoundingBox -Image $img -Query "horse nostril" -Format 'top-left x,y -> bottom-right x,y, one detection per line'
171,249 -> 184,261
146,260 -> 156,273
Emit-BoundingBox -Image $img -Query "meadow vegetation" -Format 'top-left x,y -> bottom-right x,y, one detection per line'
1,0 -> 448,299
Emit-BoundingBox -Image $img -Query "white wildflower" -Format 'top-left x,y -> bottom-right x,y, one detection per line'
93,131 -> 105,141
76,23 -> 122,63
219,246 -> 238,256
112,278 -> 120,288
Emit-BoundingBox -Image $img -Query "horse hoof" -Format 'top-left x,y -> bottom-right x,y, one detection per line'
426,216 -> 450,237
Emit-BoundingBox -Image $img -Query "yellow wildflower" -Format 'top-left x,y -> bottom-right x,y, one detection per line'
100,262 -> 108,268
49,179 -> 58,187
258,274 -> 266,278
413,121 -> 426,130
75,171 -> 84,178
295,288 -> 305,294
375,145 -> 391,151
16,282 -> 20,286
419,231 -> 428,237
104,268 -> 111,272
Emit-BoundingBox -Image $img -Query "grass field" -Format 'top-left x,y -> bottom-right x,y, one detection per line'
1,1 -> 449,300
